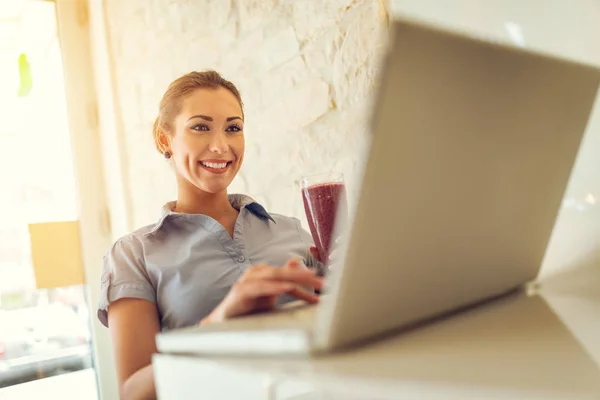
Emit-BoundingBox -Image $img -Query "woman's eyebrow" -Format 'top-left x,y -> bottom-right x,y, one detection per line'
186,115 -> 243,122
187,115 -> 212,122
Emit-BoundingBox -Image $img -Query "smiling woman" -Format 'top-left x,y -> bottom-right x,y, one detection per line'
99,70 -> 324,400
156,78 -> 245,204
155,75 -> 246,203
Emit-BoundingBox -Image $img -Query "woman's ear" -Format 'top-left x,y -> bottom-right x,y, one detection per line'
157,129 -> 171,155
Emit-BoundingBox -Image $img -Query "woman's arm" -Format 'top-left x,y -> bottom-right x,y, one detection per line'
108,298 -> 161,400
107,262 -> 322,399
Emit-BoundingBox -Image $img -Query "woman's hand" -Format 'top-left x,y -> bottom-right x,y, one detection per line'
201,259 -> 322,325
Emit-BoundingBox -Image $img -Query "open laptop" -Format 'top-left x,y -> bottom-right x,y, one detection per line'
156,17 -> 600,356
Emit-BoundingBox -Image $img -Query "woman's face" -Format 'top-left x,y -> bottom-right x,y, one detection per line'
167,87 -> 245,194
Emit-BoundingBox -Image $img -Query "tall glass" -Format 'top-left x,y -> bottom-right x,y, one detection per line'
298,172 -> 347,265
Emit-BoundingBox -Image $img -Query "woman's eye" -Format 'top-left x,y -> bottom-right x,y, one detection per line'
226,124 -> 242,133
191,124 -> 209,132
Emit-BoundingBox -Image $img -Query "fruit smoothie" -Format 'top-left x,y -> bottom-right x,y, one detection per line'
301,182 -> 347,263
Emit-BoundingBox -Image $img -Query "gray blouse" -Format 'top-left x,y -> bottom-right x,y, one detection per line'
97,194 -> 320,330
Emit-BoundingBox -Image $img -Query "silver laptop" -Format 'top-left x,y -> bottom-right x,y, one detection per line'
156,17 -> 600,356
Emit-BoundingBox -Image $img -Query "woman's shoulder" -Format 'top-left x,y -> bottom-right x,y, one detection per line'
105,223 -> 157,256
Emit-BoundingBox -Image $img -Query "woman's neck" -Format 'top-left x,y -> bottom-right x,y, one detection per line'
174,179 -> 236,219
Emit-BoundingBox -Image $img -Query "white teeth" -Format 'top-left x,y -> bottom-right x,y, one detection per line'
201,161 -> 228,169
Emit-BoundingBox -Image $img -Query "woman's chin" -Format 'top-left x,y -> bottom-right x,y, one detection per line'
187,167 -> 237,194
193,178 -> 231,194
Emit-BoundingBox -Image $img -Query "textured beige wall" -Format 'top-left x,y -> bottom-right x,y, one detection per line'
102,0 -> 388,229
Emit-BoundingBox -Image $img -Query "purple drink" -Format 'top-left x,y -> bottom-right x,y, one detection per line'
301,181 -> 347,264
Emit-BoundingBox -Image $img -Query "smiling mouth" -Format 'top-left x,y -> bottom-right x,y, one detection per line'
198,160 -> 233,173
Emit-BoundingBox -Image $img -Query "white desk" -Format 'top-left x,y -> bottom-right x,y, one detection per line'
154,265 -> 600,399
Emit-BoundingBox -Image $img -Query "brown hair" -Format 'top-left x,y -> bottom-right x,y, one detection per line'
152,70 -> 244,154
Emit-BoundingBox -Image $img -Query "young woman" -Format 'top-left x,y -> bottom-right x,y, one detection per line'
98,70 -> 324,400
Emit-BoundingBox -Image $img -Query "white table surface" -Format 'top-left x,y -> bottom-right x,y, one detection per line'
154,265 -> 600,400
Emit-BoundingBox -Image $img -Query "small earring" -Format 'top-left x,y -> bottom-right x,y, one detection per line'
164,151 -> 171,159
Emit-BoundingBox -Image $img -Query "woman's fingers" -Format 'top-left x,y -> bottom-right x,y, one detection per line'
237,281 -> 296,300
245,264 -> 323,290
285,258 -> 303,270
236,280 -> 318,303
288,286 -> 320,304
238,280 -> 319,304
274,269 -> 323,290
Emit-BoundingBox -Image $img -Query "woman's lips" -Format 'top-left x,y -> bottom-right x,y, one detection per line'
198,160 -> 233,174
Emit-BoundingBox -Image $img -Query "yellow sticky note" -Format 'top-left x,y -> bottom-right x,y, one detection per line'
28,221 -> 86,289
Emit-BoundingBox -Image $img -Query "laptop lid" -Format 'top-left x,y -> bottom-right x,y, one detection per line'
313,17 -> 600,351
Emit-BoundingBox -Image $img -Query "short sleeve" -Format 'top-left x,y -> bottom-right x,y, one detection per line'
97,235 -> 156,327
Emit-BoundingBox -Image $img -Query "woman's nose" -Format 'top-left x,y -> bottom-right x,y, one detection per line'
208,131 -> 228,154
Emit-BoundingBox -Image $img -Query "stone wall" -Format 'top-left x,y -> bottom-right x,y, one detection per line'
102,0 -> 389,229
